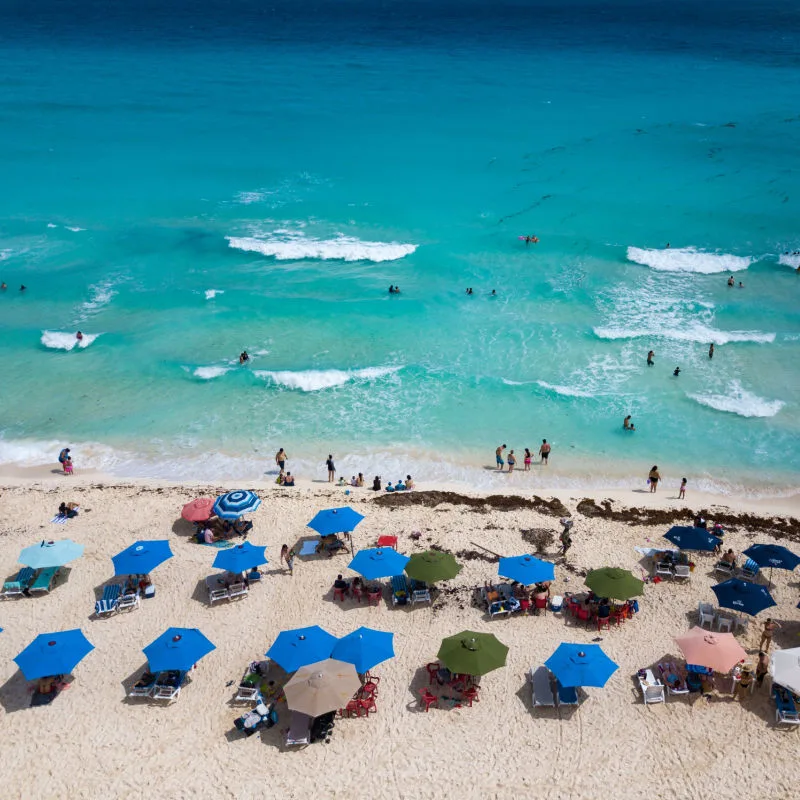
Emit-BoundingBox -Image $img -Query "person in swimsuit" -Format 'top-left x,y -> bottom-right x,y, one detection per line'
673,366 -> 681,377
507,450 -> 516,473
326,454 -> 336,482
495,444 -> 506,470
466,288 -> 473,295
759,618 -> 780,651
623,415 -> 632,429
239,351 -> 250,364
727,275 -> 735,287
679,478 -> 687,499
523,448 -> 531,471
648,465 -> 661,492
647,350 -> 654,366
76,331 -> 83,341
539,439 -> 551,464
275,448 -> 287,471
708,343 -> 714,359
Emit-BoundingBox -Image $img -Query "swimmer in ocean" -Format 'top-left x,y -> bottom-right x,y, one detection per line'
647,349 -> 655,367
466,288 -> 473,295
623,415 -> 632,429
727,275 -> 735,287
20,284 -> 26,292
239,351 -> 249,364
491,289 -> 497,296
524,235 -> 539,246
76,331 -> 83,341
673,366 -> 681,377
1,282 -> 6,290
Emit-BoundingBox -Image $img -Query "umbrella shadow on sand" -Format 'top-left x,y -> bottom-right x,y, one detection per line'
0,670 -> 74,713
771,619 -> 800,649
171,518 -> 197,537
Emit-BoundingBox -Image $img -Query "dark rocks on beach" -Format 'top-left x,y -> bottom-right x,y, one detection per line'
373,491 -> 569,516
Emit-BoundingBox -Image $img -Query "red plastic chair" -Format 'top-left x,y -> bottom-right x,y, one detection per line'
333,586 -> 348,602
460,687 -> 480,707
339,699 -> 363,718
419,688 -> 438,712
534,596 -> 548,615
364,673 -> 381,687
611,608 -> 626,627
597,615 -> 611,632
425,663 -> 441,685
359,696 -> 377,716
377,535 -> 398,550
575,606 -> 590,627
360,681 -> 379,699
367,589 -> 382,606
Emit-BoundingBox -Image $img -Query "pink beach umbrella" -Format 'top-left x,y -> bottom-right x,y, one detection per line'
674,627 -> 747,673
181,498 -> 215,523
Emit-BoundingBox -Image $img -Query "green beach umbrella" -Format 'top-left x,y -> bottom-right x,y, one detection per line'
405,550 -> 462,583
585,567 -> 644,600
437,631 -> 508,676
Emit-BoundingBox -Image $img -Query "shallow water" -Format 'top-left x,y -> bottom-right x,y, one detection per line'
1,0 -> 798,490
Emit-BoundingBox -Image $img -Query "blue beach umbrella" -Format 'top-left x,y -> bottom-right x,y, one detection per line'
742,544 -> 800,572
212,542 -> 268,573
308,507 -> 365,536
14,629 -> 94,680
19,539 -> 84,569
711,578 -> 777,617
663,526 -> 721,552
143,627 -> 216,673
267,626 -> 337,672
331,627 -> 395,674
348,548 -> 409,580
545,643 -> 618,688
112,540 -> 173,576
213,490 -> 261,520
498,554 -> 555,585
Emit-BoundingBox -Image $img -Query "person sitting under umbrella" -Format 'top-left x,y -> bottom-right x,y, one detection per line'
720,549 -> 737,568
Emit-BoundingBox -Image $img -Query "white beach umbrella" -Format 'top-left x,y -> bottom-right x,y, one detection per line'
770,648 -> 800,695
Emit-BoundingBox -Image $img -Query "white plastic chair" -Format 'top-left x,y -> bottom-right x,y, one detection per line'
673,564 -> 691,580
639,671 -> 666,706
698,602 -> 715,628
655,561 -> 673,580
228,582 -> 249,600
715,615 -> 734,633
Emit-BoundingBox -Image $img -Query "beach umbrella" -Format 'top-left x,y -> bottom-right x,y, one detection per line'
405,550 -> 463,583
348,547 -> 409,580
212,542 -> 268,573
14,629 -> 94,680
112,540 -> 173,576
664,526 -> 721,552
711,578 -> 776,617
143,627 -> 216,673
266,626 -> 337,673
742,544 -> 800,585
331,627 -> 395,674
181,497 -> 215,522
19,539 -> 84,569
213,490 -> 261,520
437,631 -> 508,676
674,627 -> 746,673
770,647 -> 800,695
283,659 -> 360,717
307,507 -> 365,536
545,643 -> 618,688
584,567 -> 643,600
498,554 -> 555,585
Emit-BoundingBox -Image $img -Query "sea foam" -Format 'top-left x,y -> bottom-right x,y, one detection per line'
627,246 -> 752,274
593,323 -> 775,346
226,234 -> 417,262
778,253 -> 800,268
255,365 -> 402,392
536,381 -> 595,398
205,289 -> 224,300
689,381 -> 785,418
41,331 -> 100,350
194,366 -> 231,380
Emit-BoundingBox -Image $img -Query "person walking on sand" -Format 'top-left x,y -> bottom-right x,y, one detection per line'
495,444 -> 506,471
326,454 -> 336,483
648,465 -> 661,492
560,518 -> 574,556
280,544 -> 294,576
759,618 -> 780,651
275,448 -> 287,472
523,448 -> 532,471
507,450 -> 516,473
647,350 -> 655,367
708,343 -> 714,360
678,477 -> 687,499
539,439 -> 551,465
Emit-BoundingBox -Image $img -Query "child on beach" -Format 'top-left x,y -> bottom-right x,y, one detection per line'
679,478 -> 687,499
507,450 -> 516,473
280,544 -> 294,576
524,448 -> 531,471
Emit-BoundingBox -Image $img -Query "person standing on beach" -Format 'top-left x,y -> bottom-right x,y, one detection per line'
679,477 -> 687,499
708,343 -> 714,359
495,444 -> 506,471
560,518 -> 574,556
759,618 -> 780,651
755,651 -> 769,688
523,448 -> 532,471
647,350 -> 655,367
507,450 -> 516,473
648,465 -> 661,492
280,544 -> 294,576
275,448 -> 287,472
539,439 -> 551,464
58,447 -> 71,470
326,454 -> 336,482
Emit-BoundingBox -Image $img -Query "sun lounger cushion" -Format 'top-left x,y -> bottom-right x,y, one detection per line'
29,567 -> 59,593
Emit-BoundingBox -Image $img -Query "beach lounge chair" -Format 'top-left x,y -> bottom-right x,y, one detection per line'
2,567 -> 36,598
556,680 -> 580,708
658,662 -> 689,697
697,602 -> 715,628
739,559 -> 760,582
235,703 -> 277,736
228,581 -> 248,600
530,666 -> 557,709
95,583 -> 122,616
152,671 -> 185,702
235,670 -> 262,704
117,590 -> 140,611
391,575 -> 409,606
285,711 -> 312,746
673,564 -> 691,580
773,686 -> 800,726
714,560 -> 735,578
655,561 -> 673,580
29,567 -> 59,594
410,579 -> 431,605
638,669 -> 666,706
129,671 -> 158,698
206,575 -> 230,604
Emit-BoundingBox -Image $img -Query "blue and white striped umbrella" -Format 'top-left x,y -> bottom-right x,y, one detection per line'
213,490 -> 261,520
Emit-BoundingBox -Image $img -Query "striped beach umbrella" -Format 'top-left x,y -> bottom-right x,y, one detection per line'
213,490 -> 261,520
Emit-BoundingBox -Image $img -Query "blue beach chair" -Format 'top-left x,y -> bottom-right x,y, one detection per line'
739,558 -> 760,582
29,567 -> 59,594
95,583 -> 123,616
773,686 -> 800,726
391,575 -> 409,606
2,567 -> 36,597
556,680 -> 580,707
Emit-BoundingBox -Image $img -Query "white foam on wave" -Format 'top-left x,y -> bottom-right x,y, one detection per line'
689,381 -> 785,418
79,280 -> 117,318
47,223 -> 57,229
255,365 -> 402,392
594,323 -> 775,345
536,381 -> 594,398
778,253 -> 800,268
41,330 -> 100,351
194,366 -> 231,380
65,226 -> 85,232
627,246 -> 752,274
205,289 -> 224,300
226,233 -> 417,263
0,249 -> 12,261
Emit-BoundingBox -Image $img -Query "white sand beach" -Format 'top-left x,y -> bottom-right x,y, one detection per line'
0,475 -> 798,800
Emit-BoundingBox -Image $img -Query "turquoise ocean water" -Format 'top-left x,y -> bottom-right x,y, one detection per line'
1,0 -> 799,492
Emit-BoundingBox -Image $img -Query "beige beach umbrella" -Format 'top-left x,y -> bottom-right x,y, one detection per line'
283,658 -> 360,717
